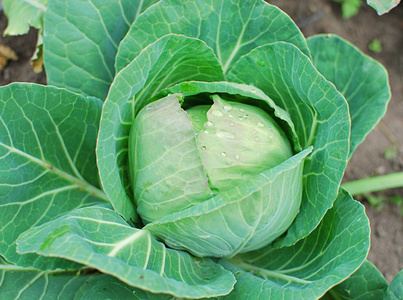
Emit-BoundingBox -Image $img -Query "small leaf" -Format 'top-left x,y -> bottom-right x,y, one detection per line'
341,0 -> 363,19
389,196 -> 403,205
369,39 -> 383,53
367,194 -> 385,209
16,207 -> 236,298
367,0 -> 401,15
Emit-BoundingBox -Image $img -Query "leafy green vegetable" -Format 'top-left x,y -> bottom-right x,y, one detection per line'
0,0 -> 395,298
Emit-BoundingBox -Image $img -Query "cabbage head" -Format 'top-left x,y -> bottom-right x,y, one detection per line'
129,93 -> 302,257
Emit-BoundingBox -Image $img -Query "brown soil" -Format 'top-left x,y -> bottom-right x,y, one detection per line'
1,0 -> 402,283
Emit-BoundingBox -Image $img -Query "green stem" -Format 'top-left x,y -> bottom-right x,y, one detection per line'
342,172 -> 403,196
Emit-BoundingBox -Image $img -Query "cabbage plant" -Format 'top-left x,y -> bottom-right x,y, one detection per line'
0,0 -> 399,299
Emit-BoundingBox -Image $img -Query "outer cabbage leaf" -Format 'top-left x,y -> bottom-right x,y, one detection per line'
16,206 -> 236,299
386,269 -> 403,300
2,0 -> 48,35
218,189 -> 370,299
116,0 -> 309,73
0,259 -> 173,300
0,83 -> 106,270
367,0 -> 400,15
228,42 -> 350,247
307,34 -> 391,157
97,34 -> 225,222
321,260 -> 388,299
44,0 -> 158,100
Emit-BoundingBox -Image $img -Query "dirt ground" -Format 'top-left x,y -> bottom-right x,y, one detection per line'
0,0 -> 402,283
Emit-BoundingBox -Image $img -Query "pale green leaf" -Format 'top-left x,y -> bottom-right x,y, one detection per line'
219,189 -> 370,299
159,81 -> 301,152
322,260 -> 388,299
129,94 -> 213,224
16,207 -> 236,298
3,0 -> 48,35
307,34 -> 391,157
97,34 -> 225,223
227,42 -> 350,247
44,0 -> 158,100
145,147 -> 311,257
367,0 -> 401,15
116,0 -> 309,73
0,83 -> 107,269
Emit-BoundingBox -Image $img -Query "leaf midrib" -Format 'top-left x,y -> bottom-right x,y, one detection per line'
0,142 -> 108,202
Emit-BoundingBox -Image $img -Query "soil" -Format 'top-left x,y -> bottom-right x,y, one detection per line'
0,0 -> 402,283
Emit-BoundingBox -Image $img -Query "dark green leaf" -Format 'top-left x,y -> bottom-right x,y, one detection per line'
116,0 -> 309,73
44,0 -> 158,100
0,262 -> 172,300
17,207 -> 236,298
0,83 -> 106,269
